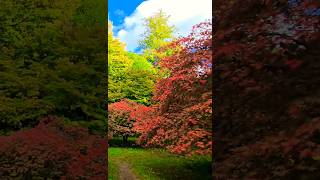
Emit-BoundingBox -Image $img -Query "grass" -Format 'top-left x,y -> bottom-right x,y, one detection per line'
108,147 -> 212,180
108,160 -> 118,180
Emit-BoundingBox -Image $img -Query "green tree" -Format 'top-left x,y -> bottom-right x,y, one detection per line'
73,0 -> 107,26
139,10 -> 176,64
0,0 -> 107,134
124,52 -> 158,105
108,21 -> 158,105
108,21 -> 132,103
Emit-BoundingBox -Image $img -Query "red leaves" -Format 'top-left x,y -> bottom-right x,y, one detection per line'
108,99 -> 151,138
213,0 -> 320,178
284,59 -> 303,70
299,149 -> 313,159
0,116 -> 107,179
215,43 -> 243,57
199,79 -> 207,85
131,21 -> 212,156
288,104 -> 302,119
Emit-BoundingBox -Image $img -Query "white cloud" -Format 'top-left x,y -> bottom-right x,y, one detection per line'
115,0 -> 212,52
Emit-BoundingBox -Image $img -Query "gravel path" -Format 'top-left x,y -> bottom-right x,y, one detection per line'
118,162 -> 139,180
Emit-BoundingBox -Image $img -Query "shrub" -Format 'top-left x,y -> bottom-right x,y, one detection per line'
0,116 -> 107,179
108,99 -> 146,143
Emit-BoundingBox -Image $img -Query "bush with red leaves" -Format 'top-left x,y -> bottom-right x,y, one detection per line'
108,99 -> 147,142
214,0 -> 320,179
0,116 -> 107,179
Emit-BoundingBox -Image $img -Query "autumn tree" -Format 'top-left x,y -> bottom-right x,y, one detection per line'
108,99 -> 147,143
139,10 -> 176,64
213,0 -> 320,179
133,21 -> 213,155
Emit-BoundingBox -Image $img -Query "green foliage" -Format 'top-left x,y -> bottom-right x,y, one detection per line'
0,0 -> 106,132
108,21 -> 132,103
139,10 -> 176,63
124,53 -> 158,105
72,0 -> 107,26
108,22 -> 158,105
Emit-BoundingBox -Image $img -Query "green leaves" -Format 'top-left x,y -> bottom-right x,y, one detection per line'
139,10 -> 176,63
108,22 -> 158,105
0,0 -> 107,132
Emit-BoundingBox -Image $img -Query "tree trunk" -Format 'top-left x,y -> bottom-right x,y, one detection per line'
123,135 -> 128,144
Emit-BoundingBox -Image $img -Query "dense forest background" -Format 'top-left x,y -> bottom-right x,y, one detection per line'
0,0 -> 107,135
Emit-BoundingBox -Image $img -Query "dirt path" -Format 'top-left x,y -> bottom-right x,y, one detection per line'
118,162 -> 139,180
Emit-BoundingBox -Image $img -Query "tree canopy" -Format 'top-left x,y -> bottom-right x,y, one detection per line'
139,10 -> 176,64
0,0 -> 107,134
108,22 -> 158,105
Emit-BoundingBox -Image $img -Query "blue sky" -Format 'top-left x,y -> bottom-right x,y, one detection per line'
108,0 -> 212,53
108,0 -> 145,27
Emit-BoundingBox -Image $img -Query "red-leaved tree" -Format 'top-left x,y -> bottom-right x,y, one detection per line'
133,21 -> 213,156
108,99 -> 146,143
214,0 -> 320,179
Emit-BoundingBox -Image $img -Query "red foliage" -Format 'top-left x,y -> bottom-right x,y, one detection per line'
216,118 -> 320,179
284,59 -> 303,70
108,99 -> 146,139
132,21 -> 212,156
214,0 -> 320,178
0,116 -> 107,179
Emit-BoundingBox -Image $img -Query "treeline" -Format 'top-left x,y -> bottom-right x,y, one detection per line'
0,0 -> 107,134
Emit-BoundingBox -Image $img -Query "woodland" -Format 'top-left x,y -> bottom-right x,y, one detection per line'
0,0 -> 108,178
0,0 -> 317,179
0,0 -> 212,179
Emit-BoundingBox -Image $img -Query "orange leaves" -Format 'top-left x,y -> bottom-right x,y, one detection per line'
108,99 -> 150,137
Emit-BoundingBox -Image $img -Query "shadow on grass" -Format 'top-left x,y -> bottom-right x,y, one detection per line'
147,158 -> 212,180
108,136 -> 143,149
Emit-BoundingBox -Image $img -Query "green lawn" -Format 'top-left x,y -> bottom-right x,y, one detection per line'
108,147 -> 212,180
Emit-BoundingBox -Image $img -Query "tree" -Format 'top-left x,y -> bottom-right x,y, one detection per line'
133,21 -> 213,156
108,21 -> 132,103
108,22 -> 158,105
124,52 -> 158,105
108,99 -> 146,143
213,0 -> 320,179
72,0 -> 107,27
139,10 -> 176,64
0,0 -> 107,133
